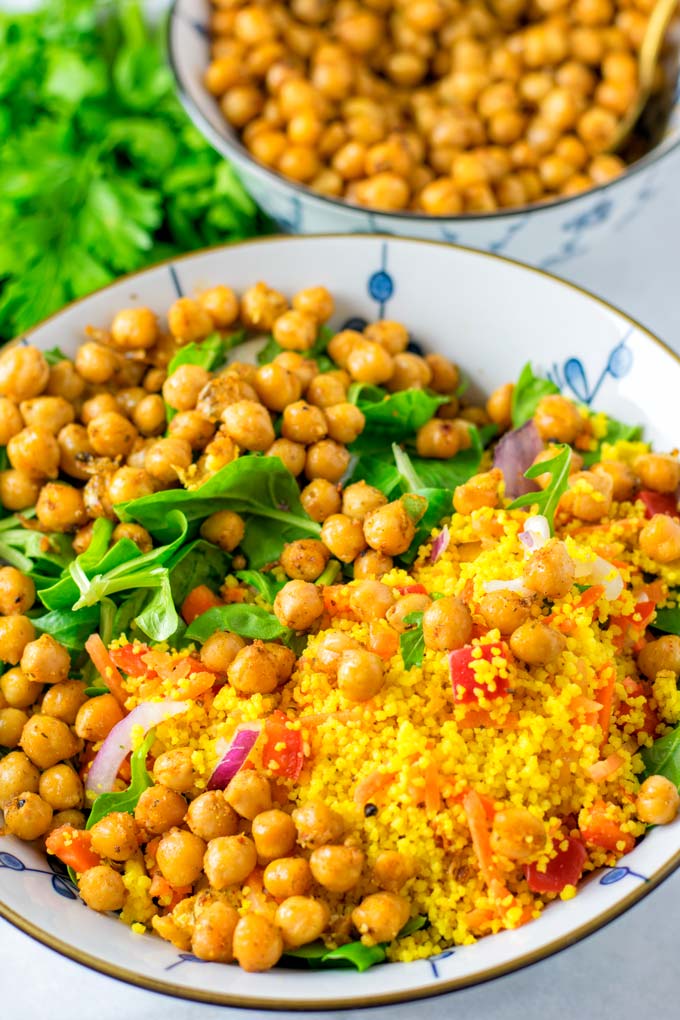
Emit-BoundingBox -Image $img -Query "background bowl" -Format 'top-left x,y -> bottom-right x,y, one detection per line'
168,0 -> 680,270
2,235 -> 680,1009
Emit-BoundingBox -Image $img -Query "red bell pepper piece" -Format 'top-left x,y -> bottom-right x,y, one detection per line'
639,490 -> 680,519
449,643 -> 511,704
525,837 -> 587,894
109,643 -> 157,679
396,584 -> 428,596
262,710 -> 304,780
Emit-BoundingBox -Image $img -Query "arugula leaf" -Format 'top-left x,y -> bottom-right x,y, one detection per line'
86,728 -> 155,829
641,724 -> 680,789
185,604 -> 289,642
511,363 -> 560,428
508,444 -> 571,534
119,456 -> 321,567
348,387 -> 449,454
32,605 -> 100,651
652,604 -> 680,635
581,416 -> 644,467
400,611 -> 425,669
166,330 -> 246,375
235,570 -> 286,603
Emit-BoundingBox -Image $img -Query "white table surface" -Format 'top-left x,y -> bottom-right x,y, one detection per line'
2,151 -> 680,1016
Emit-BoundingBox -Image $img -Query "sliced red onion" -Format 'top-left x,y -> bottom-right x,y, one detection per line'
430,526 -> 450,563
493,420 -> 543,498
519,514 -> 550,554
208,724 -> 262,790
85,700 -> 190,798
482,577 -> 532,596
572,554 -> 623,601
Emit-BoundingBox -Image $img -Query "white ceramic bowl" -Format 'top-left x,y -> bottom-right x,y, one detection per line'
168,0 -> 680,269
1,235 -> 679,1009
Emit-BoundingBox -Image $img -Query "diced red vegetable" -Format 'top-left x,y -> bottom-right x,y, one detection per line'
639,490 -> 680,519
45,825 -> 102,874
610,598 -> 657,651
110,643 -> 157,679
396,584 -> 428,596
449,643 -> 511,705
181,585 -> 224,624
525,837 -> 587,894
617,677 -> 659,738
579,802 -> 636,854
262,709 -> 304,780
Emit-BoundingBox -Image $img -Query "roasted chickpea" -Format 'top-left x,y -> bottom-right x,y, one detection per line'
635,454 -> 680,494
0,750 -> 40,806
253,363 -> 302,412
4,791 -> 53,840
241,282 -> 288,331
349,580 -> 394,622
163,365 -> 211,413
422,596 -> 472,651
509,619 -> 566,664
0,707 -> 27,747
310,844 -> 365,893
20,714 -> 80,770
0,567 -> 35,617
89,811 -> 140,862
152,748 -> 196,794
167,298 -> 214,344
0,397 -> 23,445
281,401 -> 327,444
204,834 -> 258,890
638,635 -> 680,679
301,478 -> 342,522
252,809 -> 297,862
41,679 -> 87,724
416,419 -> 463,459
272,309 -> 318,353
524,539 -> 575,600
639,514 -> 680,564
337,648 -> 384,702
324,402 -> 366,445
386,352 -> 432,392
274,579 -> 324,630
0,346 -> 49,402
20,395 -> 74,434
353,549 -> 393,579
187,790 -> 239,841
327,329 -> 363,367
486,383 -> 514,429
7,426 -> 60,479
352,892 -> 410,945
79,865 -> 126,911
280,538 -> 330,581
373,850 -> 415,892
263,438 -> 305,476
36,482 -> 88,532
110,307 -> 158,350
386,593 -> 431,633
363,500 -> 416,556
346,340 -> 395,385
80,393 -> 119,425
0,469 -> 40,511
87,412 -> 137,458
73,693 -> 123,744
561,470 -> 614,522
75,343 -> 117,384
479,589 -> 533,634
227,642 -> 280,695
534,395 -> 583,443
168,410 -> 215,450
107,467 -> 155,505
306,372 -> 348,409
111,522 -> 153,553
18,635 -> 68,688
38,763 -> 83,811
304,438 -> 351,483
1,667 -> 41,709
199,285 -> 240,328
321,513 -> 367,562
134,784 -> 187,835
192,902 -> 239,963
144,437 -> 193,484
592,460 -> 637,502
490,807 -> 546,860
46,358 -> 85,402
232,913 -> 283,972
218,399 -> 275,452
156,828 -> 207,887
276,896 -> 330,948
200,510 -> 246,552
223,771 -> 271,823
0,616 -> 36,665
200,631 -> 246,674
636,775 -> 680,825
263,857 -> 313,898
292,799 -> 344,849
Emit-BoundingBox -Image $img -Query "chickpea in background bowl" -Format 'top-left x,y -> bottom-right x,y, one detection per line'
203,0 -> 679,215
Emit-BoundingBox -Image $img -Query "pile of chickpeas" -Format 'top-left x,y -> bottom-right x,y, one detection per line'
204,0 -> 673,214
3,281 -> 680,971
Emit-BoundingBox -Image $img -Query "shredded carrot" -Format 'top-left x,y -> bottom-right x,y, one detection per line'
569,694 -> 602,727
171,669 -> 216,702
180,585 -> 223,625
85,634 -> 128,708
587,753 -> 624,783
462,789 -> 496,885
45,825 -> 101,874
597,663 -> 616,743
575,584 -> 605,609
354,770 -> 394,808
149,872 -> 192,910
300,708 -> 359,728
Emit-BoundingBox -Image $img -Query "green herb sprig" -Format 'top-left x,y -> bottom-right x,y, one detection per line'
507,444 -> 571,534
